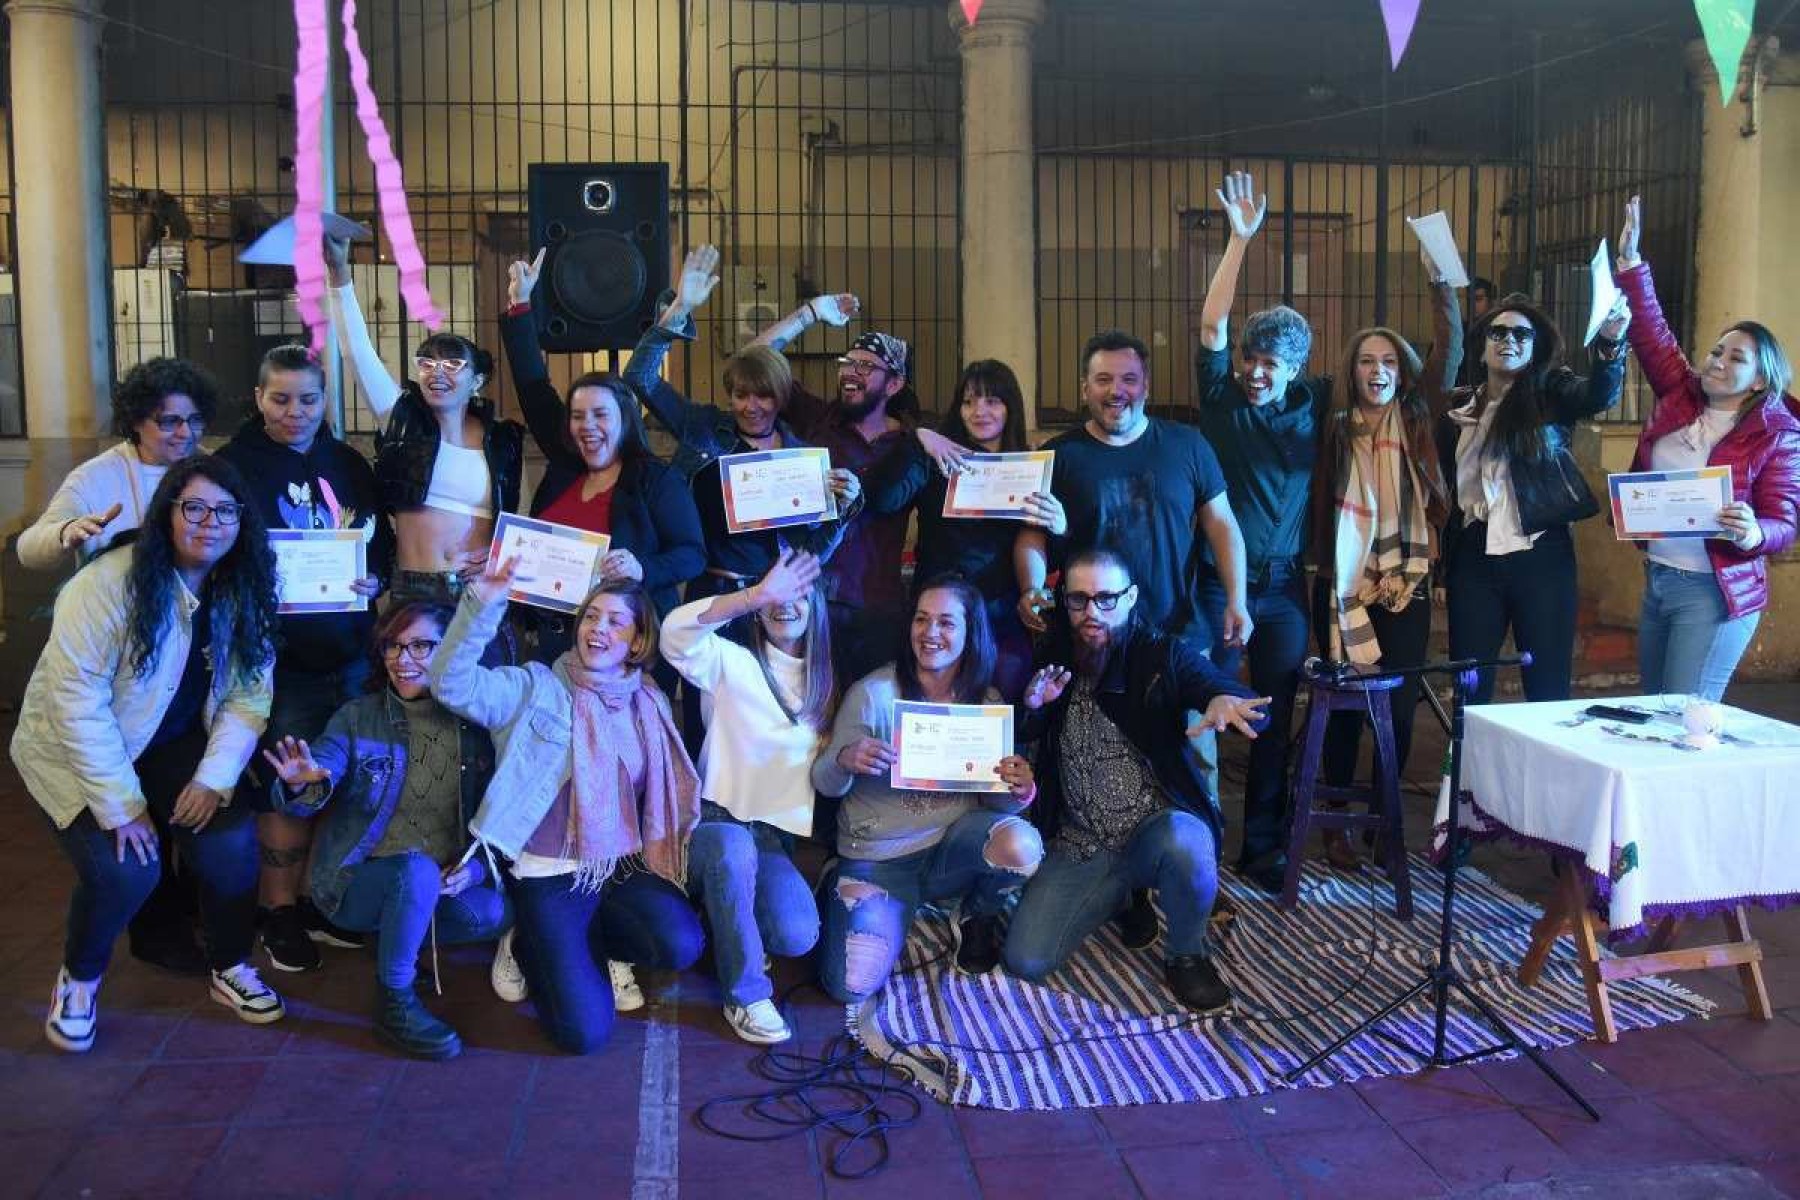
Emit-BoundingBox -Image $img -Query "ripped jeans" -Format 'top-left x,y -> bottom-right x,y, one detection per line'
820,809 -> 1042,1003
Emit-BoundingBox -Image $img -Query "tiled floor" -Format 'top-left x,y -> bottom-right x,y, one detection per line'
0,685 -> 1795,1198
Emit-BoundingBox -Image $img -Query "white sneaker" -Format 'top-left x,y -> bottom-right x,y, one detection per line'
209,962 -> 285,1025
608,960 -> 646,1012
491,929 -> 529,1002
45,968 -> 98,1053
723,999 -> 792,1045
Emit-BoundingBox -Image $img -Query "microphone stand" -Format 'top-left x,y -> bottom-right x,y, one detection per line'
1281,651 -> 1600,1121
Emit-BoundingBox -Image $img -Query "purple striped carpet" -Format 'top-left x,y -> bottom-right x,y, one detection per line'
849,855 -> 1712,1109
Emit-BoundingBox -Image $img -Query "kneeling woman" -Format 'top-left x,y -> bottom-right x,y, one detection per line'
812,576 -> 1042,1003
432,563 -> 705,1055
15,457 -> 285,1052
261,601 -> 510,1060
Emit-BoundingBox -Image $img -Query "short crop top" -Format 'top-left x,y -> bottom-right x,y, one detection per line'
423,440 -> 494,519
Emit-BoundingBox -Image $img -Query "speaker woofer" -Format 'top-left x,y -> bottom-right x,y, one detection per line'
548,231 -> 647,325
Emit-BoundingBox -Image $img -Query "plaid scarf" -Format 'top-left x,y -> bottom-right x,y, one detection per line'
1330,404 -> 1431,665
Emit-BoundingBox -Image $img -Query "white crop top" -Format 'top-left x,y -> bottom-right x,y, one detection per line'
423,440 -> 493,519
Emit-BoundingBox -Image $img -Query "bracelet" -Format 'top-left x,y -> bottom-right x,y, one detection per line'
58,518 -> 79,548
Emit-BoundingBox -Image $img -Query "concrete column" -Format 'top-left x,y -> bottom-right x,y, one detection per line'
7,0 -> 112,439
950,0 -> 1044,427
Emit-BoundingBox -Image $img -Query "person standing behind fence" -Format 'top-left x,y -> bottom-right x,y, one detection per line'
1613,195 -> 1800,701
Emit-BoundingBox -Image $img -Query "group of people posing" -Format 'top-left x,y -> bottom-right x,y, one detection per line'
15,182 -> 1797,1061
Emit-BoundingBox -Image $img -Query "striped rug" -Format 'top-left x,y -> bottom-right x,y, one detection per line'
849,855 -> 1712,1109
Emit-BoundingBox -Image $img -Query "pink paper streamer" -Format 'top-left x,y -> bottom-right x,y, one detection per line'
960,0 -> 984,24
338,0 -> 442,331
1380,0 -> 1421,69
291,0 -> 330,354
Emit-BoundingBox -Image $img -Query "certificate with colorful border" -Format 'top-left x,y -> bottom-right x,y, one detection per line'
719,447 -> 837,533
943,451 -> 1055,520
890,701 -> 1014,794
487,512 -> 611,614
1607,466 -> 1732,540
270,529 -> 367,615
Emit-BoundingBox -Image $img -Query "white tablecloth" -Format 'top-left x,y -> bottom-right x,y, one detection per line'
1435,697 -> 1800,942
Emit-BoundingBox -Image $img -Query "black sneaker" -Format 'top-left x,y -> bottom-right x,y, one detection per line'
260,905 -> 321,973
1115,889 -> 1158,950
954,914 -> 1003,976
1166,954 -> 1231,1014
298,896 -> 365,949
1238,850 -> 1290,896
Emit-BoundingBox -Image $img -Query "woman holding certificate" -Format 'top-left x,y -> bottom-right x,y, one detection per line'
430,561 -> 705,1055
1613,196 -> 1800,700
661,550 -> 837,1045
812,576 -> 1042,1002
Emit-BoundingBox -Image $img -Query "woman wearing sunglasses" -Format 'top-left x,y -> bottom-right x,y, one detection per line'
325,236 -> 525,608
16,457 -> 286,1051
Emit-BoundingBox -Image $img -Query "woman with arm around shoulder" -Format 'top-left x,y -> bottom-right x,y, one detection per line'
660,550 -> 837,1045
812,576 -> 1042,1003
1614,195 -> 1800,700
15,456 -> 285,1051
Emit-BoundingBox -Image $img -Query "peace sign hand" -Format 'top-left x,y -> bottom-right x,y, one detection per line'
508,247 -> 547,306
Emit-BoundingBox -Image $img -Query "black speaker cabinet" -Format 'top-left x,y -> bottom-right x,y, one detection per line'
527,163 -> 671,352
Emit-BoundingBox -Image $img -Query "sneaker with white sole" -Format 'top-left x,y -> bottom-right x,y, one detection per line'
209,962 -> 286,1024
723,999 -> 792,1045
491,929 -> 528,1002
608,960 -> 645,1012
45,968 -> 98,1053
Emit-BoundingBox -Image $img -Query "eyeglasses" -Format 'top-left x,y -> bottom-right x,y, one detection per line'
414,357 -> 469,376
177,499 -> 243,527
1485,325 -> 1535,346
835,356 -> 882,377
381,638 -> 441,662
1063,586 -> 1135,613
151,413 -> 207,433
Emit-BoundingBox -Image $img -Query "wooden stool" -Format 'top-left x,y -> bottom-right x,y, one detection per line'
1279,661 -> 1413,920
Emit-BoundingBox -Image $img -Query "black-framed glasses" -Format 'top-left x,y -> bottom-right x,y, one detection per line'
1063,585 -> 1135,613
381,638 -> 441,662
835,356 -> 881,377
1485,325 -> 1535,345
177,499 -> 243,527
414,357 -> 469,376
151,413 -> 207,433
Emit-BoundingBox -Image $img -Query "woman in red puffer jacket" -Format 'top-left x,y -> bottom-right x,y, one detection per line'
1614,195 -> 1800,701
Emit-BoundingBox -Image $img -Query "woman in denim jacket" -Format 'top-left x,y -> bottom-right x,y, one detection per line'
263,600 -> 509,1060
430,561 -> 705,1055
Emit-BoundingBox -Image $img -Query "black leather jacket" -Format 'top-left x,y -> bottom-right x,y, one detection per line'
373,383 -> 524,517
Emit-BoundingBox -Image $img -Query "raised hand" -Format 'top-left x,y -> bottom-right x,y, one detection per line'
323,234 -> 352,286
261,735 -> 330,792
1191,694 -> 1271,739
1216,170 -> 1268,241
837,736 -> 897,777
756,550 -> 822,607
675,244 -> 722,312
807,293 -> 861,327
1616,194 -> 1642,270
1023,665 -> 1073,710
61,501 -> 124,551
508,247 -> 546,306
468,554 -> 525,606
1597,294 -> 1631,343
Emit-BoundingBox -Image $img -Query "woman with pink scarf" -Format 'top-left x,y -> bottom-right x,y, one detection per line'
430,558 -> 704,1054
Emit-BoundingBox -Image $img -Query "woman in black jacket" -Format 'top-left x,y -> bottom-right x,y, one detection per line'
1436,293 -> 1628,702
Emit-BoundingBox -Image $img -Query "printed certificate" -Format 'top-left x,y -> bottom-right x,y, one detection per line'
943,451 -> 1056,520
270,529 -> 367,615
890,701 -> 1014,794
719,447 -> 837,533
488,512 -> 611,614
1608,466 -> 1733,540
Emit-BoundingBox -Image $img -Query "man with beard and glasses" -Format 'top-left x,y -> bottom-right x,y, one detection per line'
1003,549 -> 1268,1013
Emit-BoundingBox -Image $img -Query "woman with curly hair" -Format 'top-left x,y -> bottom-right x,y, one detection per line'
16,356 -> 221,569
13,456 -> 287,1052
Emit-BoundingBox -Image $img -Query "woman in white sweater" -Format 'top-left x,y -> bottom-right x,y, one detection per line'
660,550 -> 836,1044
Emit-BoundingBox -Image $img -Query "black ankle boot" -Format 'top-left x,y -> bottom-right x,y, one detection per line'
1115,889 -> 1159,950
1165,954 -> 1231,1015
374,985 -> 462,1060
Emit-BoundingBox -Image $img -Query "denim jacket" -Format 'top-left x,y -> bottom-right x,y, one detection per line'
271,690 -> 494,914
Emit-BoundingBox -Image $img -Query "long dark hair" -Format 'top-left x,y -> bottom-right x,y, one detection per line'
1322,327 -> 1430,485
747,581 -> 837,733
566,372 -> 652,467
895,574 -> 996,704
940,360 -> 1028,452
1469,294 -> 1567,461
127,455 -> 279,685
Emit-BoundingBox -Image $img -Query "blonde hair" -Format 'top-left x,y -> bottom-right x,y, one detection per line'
722,345 -> 793,401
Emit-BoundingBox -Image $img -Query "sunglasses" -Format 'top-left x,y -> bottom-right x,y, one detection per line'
1485,325 -> 1536,346
414,357 -> 470,376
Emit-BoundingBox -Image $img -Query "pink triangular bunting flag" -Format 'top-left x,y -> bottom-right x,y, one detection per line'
960,0 -> 984,24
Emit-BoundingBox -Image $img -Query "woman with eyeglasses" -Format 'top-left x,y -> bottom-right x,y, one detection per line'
15,457 -> 287,1052
1612,196 -> 1800,700
324,236 -> 525,607
18,357 -> 220,571
1435,279 -> 1629,703
261,600 -> 509,1060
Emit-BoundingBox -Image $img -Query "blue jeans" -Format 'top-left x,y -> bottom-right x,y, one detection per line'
323,852 -> 511,989
511,869 -> 705,1054
1004,808 -> 1218,981
53,731 -> 259,980
1638,560 -> 1761,702
820,810 -> 1042,1003
687,804 -> 820,1007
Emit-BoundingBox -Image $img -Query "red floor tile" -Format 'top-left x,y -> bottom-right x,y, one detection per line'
1124,1140 -> 1287,1199
158,1007 -> 292,1060
821,1160 -> 982,1200
0,1126 -> 80,1196
1581,1023 -> 1751,1093
190,1121 -> 370,1199
41,1123 -> 229,1199
1260,1125 -> 1447,1198
1469,1044 -> 1633,1109
1520,1094 -> 1717,1167
1393,1110 -> 1573,1190
349,1107 -> 516,1194
973,1150 -> 1141,1200
384,1049 -> 538,1111
1352,1065 -> 1511,1124
238,1055 -> 399,1125
1686,1012 -> 1800,1077
1648,1079 -> 1800,1161
112,1060 -> 270,1127
506,1108 -> 643,1195
0,1055 -> 146,1131
1094,1098 -> 1242,1148
952,1105 -> 1105,1159
1228,1082 -> 1382,1136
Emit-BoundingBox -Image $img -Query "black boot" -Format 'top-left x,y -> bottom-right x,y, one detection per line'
954,914 -> 1003,976
1165,954 -> 1231,1015
374,985 -> 462,1060
1115,889 -> 1158,950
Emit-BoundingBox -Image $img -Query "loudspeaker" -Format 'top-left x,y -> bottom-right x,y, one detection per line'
527,162 -> 671,352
